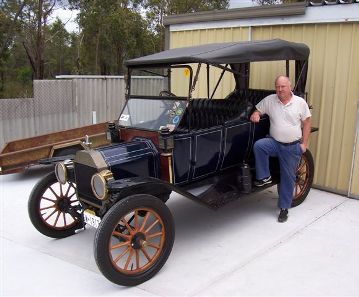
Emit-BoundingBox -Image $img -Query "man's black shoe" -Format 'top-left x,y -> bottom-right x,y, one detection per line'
254,176 -> 272,187
278,209 -> 288,223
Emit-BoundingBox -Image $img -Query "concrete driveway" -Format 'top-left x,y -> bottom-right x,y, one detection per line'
1,166 -> 359,296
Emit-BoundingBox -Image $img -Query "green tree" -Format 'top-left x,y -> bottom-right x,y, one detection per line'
20,0 -> 60,79
0,1 -> 26,93
0,0 -> 77,97
45,18 -> 76,76
72,0 -> 158,74
70,0 -> 229,74
143,0 -> 229,49
0,1 -> 26,58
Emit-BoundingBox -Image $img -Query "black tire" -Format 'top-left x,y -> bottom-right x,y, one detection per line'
94,194 -> 175,286
28,172 -> 83,238
291,149 -> 314,207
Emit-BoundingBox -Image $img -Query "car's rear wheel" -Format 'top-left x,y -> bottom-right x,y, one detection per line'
291,149 -> 314,207
28,172 -> 83,238
94,194 -> 175,286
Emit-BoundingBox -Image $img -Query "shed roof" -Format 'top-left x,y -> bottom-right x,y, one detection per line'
125,39 -> 309,67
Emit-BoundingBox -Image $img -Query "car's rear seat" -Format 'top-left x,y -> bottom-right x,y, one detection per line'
176,89 -> 274,131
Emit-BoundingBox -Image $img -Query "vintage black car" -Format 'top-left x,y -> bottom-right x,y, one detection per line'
28,39 -> 315,286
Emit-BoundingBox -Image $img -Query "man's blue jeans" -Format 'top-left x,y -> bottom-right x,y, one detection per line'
253,137 -> 302,209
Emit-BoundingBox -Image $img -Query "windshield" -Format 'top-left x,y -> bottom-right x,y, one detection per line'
129,66 -> 191,98
119,98 -> 187,131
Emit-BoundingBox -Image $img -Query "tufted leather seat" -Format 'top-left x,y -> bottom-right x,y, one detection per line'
176,89 -> 275,131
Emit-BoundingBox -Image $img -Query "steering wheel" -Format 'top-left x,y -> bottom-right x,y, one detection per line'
159,90 -> 176,97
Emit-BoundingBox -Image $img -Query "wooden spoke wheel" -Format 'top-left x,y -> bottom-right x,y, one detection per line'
291,149 -> 314,207
94,194 -> 174,286
28,172 -> 83,238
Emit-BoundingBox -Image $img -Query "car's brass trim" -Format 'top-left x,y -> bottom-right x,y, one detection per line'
91,170 -> 114,200
75,150 -> 108,170
55,162 -> 67,184
168,156 -> 173,184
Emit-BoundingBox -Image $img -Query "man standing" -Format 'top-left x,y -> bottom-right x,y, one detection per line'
250,75 -> 311,222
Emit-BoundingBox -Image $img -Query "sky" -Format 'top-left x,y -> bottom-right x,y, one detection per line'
52,6 -> 80,32
54,0 -> 258,32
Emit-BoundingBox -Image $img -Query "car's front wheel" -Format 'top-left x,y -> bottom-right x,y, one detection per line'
94,194 -> 175,286
291,149 -> 314,207
28,172 -> 83,238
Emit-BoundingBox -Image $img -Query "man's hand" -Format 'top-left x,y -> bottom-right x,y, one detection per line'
250,110 -> 261,123
300,117 -> 311,154
300,143 -> 307,153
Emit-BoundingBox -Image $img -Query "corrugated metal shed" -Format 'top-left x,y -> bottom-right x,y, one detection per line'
0,77 -> 164,149
166,3 -> 359,198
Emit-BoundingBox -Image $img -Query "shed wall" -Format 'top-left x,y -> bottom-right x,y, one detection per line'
0,77 -> 164,149
170,22 -> 359,197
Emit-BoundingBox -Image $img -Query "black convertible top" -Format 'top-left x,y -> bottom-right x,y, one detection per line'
125,39 -> 309,67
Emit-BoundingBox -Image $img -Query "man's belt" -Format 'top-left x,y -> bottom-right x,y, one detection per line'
278,140 -> 301,146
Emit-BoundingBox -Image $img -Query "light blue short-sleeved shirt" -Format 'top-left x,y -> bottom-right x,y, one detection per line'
255,93 -> 311,143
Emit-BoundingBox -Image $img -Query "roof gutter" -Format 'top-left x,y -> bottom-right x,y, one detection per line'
163,2 -> 306,26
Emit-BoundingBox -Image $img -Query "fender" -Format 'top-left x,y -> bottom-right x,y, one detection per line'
38,155 -> 75,165
107,176 -> 196,203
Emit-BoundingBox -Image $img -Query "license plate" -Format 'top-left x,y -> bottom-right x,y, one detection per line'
84,210 -> 101,229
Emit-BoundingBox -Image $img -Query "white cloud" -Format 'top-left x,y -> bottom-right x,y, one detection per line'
51,1 -> 257,32
51,7 -> 79,32
230,0 -> 259,8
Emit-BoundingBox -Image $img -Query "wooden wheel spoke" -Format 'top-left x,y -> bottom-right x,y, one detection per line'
113,247 -> 130,263
67,212 -> 77,222
146,231 -> 163,239
298,171 -> 307,179
44,209 -> 57,222
124,249 -> 135,270
113,231 -> 131,240
48,186 -> 60,199
41,196 -> 57,203
136,249 -> 140,270
63,212 -> 67,226
54,211 -> 61,226
64,184 -> 71,197
141,247 -> 152,262
68,192 -> 76,200
297,161 -> 306,172
111,241 -> 130,250
139,212 -> 150,232
297,179 -> 305,186
121,219 -> 134,234
146,242 -> 160,250
301,171 -> 308,178
134,210 -> 138,230
295,183 -> 304,197
145,219 -> 159,234
40,205 -> 56,211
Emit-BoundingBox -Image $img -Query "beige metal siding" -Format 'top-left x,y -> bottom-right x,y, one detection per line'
251,23 -> 359,196
170,22 -> 359,196
170,28 -> 248,99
